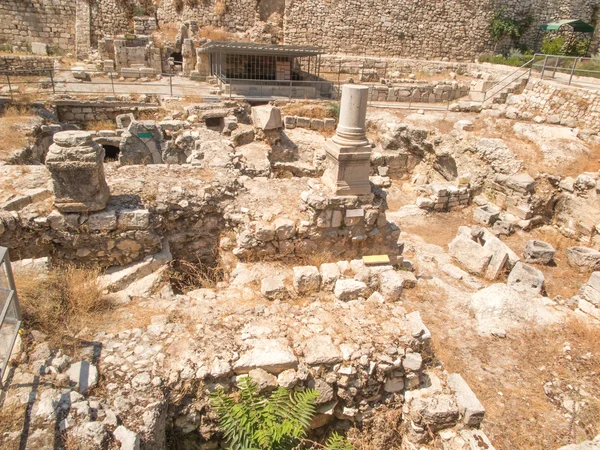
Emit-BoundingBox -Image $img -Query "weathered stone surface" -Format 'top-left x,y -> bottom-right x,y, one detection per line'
248,368 -> 278,392
261,276 -> 287,300
251,105 -> 282,130
273,217 -> 296,240
402,352 -> 422,372
448,373 -> 485,426
507,262 -> 545,295
378,270 -> 404,301
66,361 -> 98,394
482,235 -> 509,280
234,339 -> 298,374
334,279 -> 368,301
320,263 -> 340,291
114,425 -> 141,450
579,272 -> 600,306
304,335 -> 342,365
119,121 -> 163,165
46,131 -> 110,213
567,247 -> 600,272
473,205 -> 500,226
523,240 -> 555,265
408,394 -> 459,432
448,235 -> 492,276
293,266 -> 321,294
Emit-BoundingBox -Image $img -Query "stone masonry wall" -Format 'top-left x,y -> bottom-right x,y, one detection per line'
0,56 -> 57,74
514,79 -> 600,130
0,0 -> 76,52
284,0 -> 600,60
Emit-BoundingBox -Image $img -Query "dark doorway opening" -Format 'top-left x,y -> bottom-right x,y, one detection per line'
170,51 -> 183,65
205,116 -> 225,132
103,144 -> 120,161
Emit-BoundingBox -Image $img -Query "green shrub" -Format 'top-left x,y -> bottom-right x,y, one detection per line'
489,8 -> 533,48
210,377 -> 352,450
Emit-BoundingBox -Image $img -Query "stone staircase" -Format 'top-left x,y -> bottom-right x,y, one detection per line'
469,77 -> 529,104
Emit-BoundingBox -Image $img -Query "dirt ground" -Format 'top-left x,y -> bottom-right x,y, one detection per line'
394,202 -> 600,450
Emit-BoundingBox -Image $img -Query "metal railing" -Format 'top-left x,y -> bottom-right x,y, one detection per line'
0,247 -> 22,387
532,54 -> 600,86
481,55 -> 538,103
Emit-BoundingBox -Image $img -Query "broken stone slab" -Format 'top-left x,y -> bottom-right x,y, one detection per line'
251,105 -> 282,130
320,263 -> 340,291
86,210 -> 117,231
482,235 -> 509,280
119,121 -> 163,165
503,173 -> 535,193
408,394 -> 459,433
304,335 -> 343,365
448,235 -> 493,276
473,205 -> 500,226
46,131 -> 110,213
233,339 -> 298,374
405,311 -> 431,342
293,266 -> 321,294
260,276 -> 287,300
333,279 -> 368,301
567,246 -> 600,272
248,368 -> 278,392
377,270 -> 404,301
100,241 -> 172,292
523,240 -> 555,265
579,272 -> 600,306
402,352 -> 422,372
116,113 -> 135,129
447,373 -> 485,427
460,429 -> 496,450
118,209 -> 151,230
507,262 -> 545,295
66,361 -> 98,394
273,217 -> 296,240
113,425 -> 141,450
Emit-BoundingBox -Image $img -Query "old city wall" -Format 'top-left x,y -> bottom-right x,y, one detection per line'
284,0 -> 600,60
1,0 -> 600,59
0,0 -> 76,52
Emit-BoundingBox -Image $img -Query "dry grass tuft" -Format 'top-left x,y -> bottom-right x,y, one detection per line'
83,119 -> 116,131
167,258 -> 226,293
14,265 -> 110,345
214,0 -> 227,16
153,22 -> 180,45
197,26 -> 236,41
280,101 -> 339,120
0,105 -> 36,158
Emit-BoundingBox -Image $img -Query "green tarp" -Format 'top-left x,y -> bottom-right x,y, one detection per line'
539,19 -> 595,33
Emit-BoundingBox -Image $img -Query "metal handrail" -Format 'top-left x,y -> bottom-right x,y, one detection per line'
482,56 -> 536,103
0,247 -> 22,387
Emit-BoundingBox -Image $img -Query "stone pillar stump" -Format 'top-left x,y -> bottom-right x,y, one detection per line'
323,84 -> 372,196
46,131 -> 110,213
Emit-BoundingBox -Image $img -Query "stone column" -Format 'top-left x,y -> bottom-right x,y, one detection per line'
46,131 -> 110,213
323,84 -> 372,196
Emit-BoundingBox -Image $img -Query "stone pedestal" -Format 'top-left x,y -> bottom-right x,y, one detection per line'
323,84 -> 372,196
46,131 -> 110,213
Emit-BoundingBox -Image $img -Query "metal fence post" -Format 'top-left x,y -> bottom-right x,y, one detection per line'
110,72 -> 115,95
48,68 -> 55,94
6,74 -> 13,100
551,56 -> 560,79
568,58 -> 578,86
289,80 -> 292,101
540,54 -> 549,80
169,75 -> 173,96
229,80 -> 232,100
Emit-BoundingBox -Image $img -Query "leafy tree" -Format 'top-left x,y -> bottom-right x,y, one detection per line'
210,377 -> 352,450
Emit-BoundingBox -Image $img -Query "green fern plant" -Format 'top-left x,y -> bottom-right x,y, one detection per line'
210,377 -> 352,450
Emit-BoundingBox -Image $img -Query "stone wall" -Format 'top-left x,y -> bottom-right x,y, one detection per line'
0,56 -> 56,74
513,79 -> 600,130
55,101 -> 159,124
284,0 -> 600,60
0,0 -> 76,52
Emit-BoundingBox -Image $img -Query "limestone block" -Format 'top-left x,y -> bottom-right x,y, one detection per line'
567,246 -> 600,272
283,116 -> 296,129
86,210 -> 117,231
523,240 -> 555,265
296,117 -> 310,128
233,339 -> 298,374
46,131 -> 110,213
273,217 -> 296,240
507,262 -> 545,295
377,270 -> 404,301
334,279 -> 368,301
118,209 -> 150,230
448,373 -> 485,427
261,276 -> 287,300
304,335 -> 342,365
251,105 -> 282,130
116,113 -> 135,129
113,426 -> 140,450
320,263 -> 340,291
31,42 -> 48,55
293,266 -> 321,294
448,235 -> 492,276
473,205 -> 500,226
66,361 -> 98,393
482,235 -> 509,280
310,119 -> 324,130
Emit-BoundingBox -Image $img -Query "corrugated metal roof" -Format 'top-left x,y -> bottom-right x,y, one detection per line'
198,41 -> 322,57
539,19 -> 594,32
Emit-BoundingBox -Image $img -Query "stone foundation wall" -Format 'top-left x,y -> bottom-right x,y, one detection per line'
513,79 -> 600,131
156,0 -> 258,32
0,0 -> 76,53
284,0 -> 600,60
55,101 -> 159,124
0,56 -> 56,74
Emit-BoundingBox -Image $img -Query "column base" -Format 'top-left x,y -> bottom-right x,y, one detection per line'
322,139 -> 372,196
